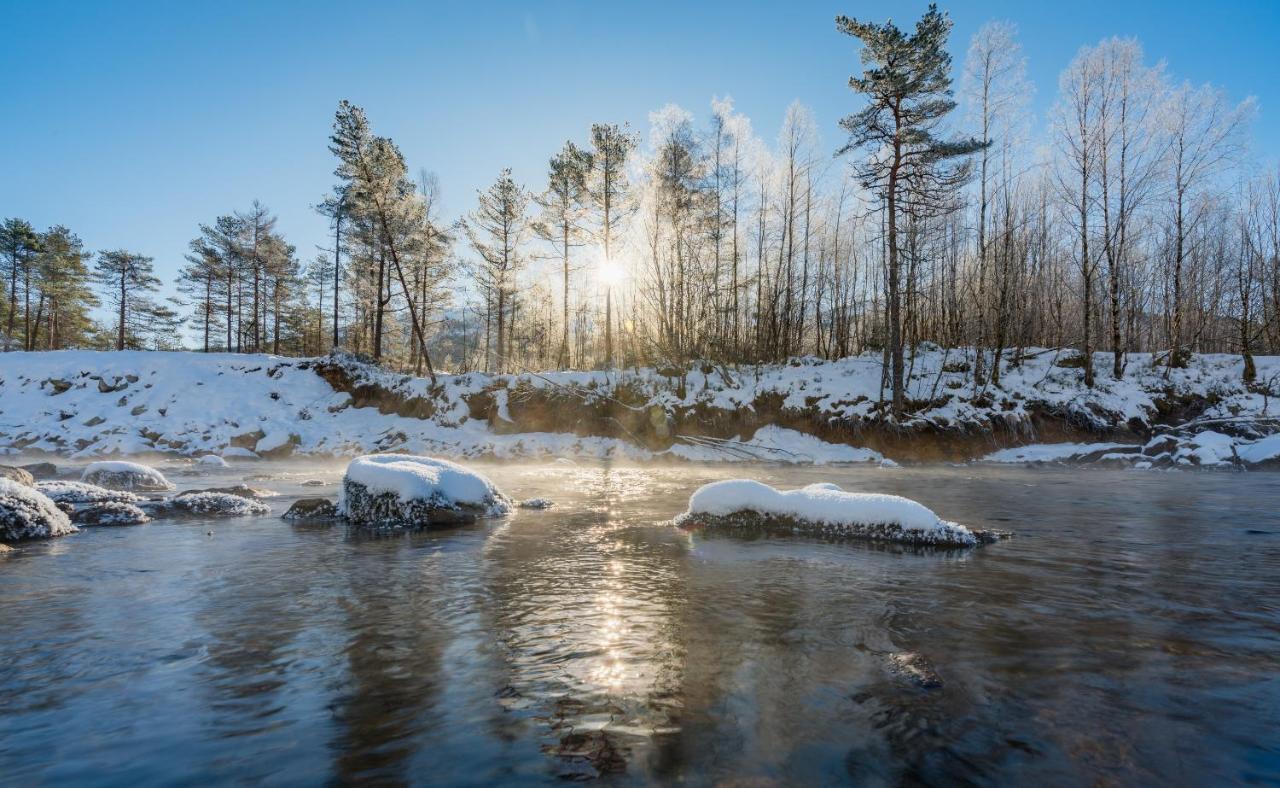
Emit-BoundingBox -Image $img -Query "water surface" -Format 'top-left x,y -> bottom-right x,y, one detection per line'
1,460 -> 1278,784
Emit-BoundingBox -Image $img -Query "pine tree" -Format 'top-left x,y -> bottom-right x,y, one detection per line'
836,4 -> 986,414
532,141 -> 591,367
33,226 -> 97,349
587,123 -> 637,367
465,169 -> 529,372
1,218 -> 40,350
92,249 -> 165,350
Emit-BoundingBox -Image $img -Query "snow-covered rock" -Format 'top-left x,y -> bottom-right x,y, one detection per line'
0,478 -> 76,541
0,465 -> 35,487
161,491 -> 271,517
197,454 -> 229,467
220,447 -> 260,460
675,480 -> 990,547
81,461 -> 173,491
36,480 -> 141,505
339,454 -> 512,527
518,498 -> 555,510
71,501 -> 151,526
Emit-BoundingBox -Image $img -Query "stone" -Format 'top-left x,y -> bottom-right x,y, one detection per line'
282,498 -> 339,520
0,465 -> 35,488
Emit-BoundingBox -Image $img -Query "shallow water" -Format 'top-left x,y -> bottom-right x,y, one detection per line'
2,459 -> 1278,785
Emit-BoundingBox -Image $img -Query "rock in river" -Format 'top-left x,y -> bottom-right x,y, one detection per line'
339,454 -> 512,527
71,501 -> 151,526
283,497 -> 339,520
81,461 -> 173,492
0,478 -> 76,542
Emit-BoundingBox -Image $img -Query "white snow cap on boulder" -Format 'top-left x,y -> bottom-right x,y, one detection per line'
81,461 -> 173,491
678,479 -> 978,547
0,478 -> 76,541
340,454 -> 512,519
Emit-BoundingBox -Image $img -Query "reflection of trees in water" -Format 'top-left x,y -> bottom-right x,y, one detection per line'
324,532 -> 460,784
478,467 -> 689,780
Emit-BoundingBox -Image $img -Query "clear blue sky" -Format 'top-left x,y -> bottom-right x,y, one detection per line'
3,0 -> 1278,299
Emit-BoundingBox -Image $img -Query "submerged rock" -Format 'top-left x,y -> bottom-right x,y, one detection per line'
37,480 -> 141,505
339,454 -> 512,527
888,652 -> 943,689
81,461 -> 173,492
283,497 -> 339,520
0,478 -> 76,542
71,502 -> 151,526
518,498 -> 555,510
675,479 -> 990,548
0,465 -> 35,487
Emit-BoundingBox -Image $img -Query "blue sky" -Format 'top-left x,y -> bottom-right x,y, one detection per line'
3,0 -> 1278,294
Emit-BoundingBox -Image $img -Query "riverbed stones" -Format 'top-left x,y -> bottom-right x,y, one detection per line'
159,492 -> 271,517
71,502 -> 151,526
81,461 -> 173,492
282,497 -> 339,520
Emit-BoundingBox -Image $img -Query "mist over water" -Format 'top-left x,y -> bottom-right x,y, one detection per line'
1,459 -> 1278,784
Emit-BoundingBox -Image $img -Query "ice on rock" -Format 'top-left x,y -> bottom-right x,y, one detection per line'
0,478 -> 76,541
339,454 -> 512,527
81,461 -> 173,491
37,480 -> 142,505
163,492 -> 271,517
675,479 -> 987,547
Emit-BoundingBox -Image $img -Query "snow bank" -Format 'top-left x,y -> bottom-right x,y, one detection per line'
667,426 -> 883,464
676,480 -> 980,547
981,442 -> 1131,464
0,478 -> 76,541
81,461 -> 172,491
339,454 -> 512,526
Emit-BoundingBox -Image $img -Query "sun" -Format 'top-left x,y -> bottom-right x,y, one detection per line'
597,259 -> 627,287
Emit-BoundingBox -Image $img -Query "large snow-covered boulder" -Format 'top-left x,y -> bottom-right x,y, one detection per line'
339,454 -> 512,527
0,478 -> 76,541
81,461 -> 173,492
675,480 -> 996,547
36,480 -> 142,505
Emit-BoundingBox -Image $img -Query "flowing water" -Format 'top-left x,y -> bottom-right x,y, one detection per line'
1,460 -> 1278,785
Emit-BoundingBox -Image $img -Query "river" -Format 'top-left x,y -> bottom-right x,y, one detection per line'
1,460 -> 1278,784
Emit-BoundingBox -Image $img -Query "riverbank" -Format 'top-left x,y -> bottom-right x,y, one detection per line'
1,348 -> 1277,467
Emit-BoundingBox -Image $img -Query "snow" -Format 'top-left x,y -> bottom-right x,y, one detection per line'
81,460 -> 173,490
198,454 -> 229,467
36,480 -> 141,504
667,426 -> 882,464
678,479 -> 976,546
0,478 -> 76,541
1237,434 -> 1280,466
255,431 -> 293,453
340,454 -> 511,516
981,442 -> 1131,464
1,348 -> 1277,467
166,492 -> 271,516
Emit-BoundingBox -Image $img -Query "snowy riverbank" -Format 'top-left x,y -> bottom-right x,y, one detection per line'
1,348 -> 1277,467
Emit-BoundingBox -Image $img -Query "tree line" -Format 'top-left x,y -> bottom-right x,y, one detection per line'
4,4 -> 1278,414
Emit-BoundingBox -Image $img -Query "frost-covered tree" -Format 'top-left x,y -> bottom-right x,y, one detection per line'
465,169 -> 529,372
532,141 -> 591,367
586,123 -> 637,367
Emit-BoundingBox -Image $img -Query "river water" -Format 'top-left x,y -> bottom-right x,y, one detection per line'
1,460 -> 1278,785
